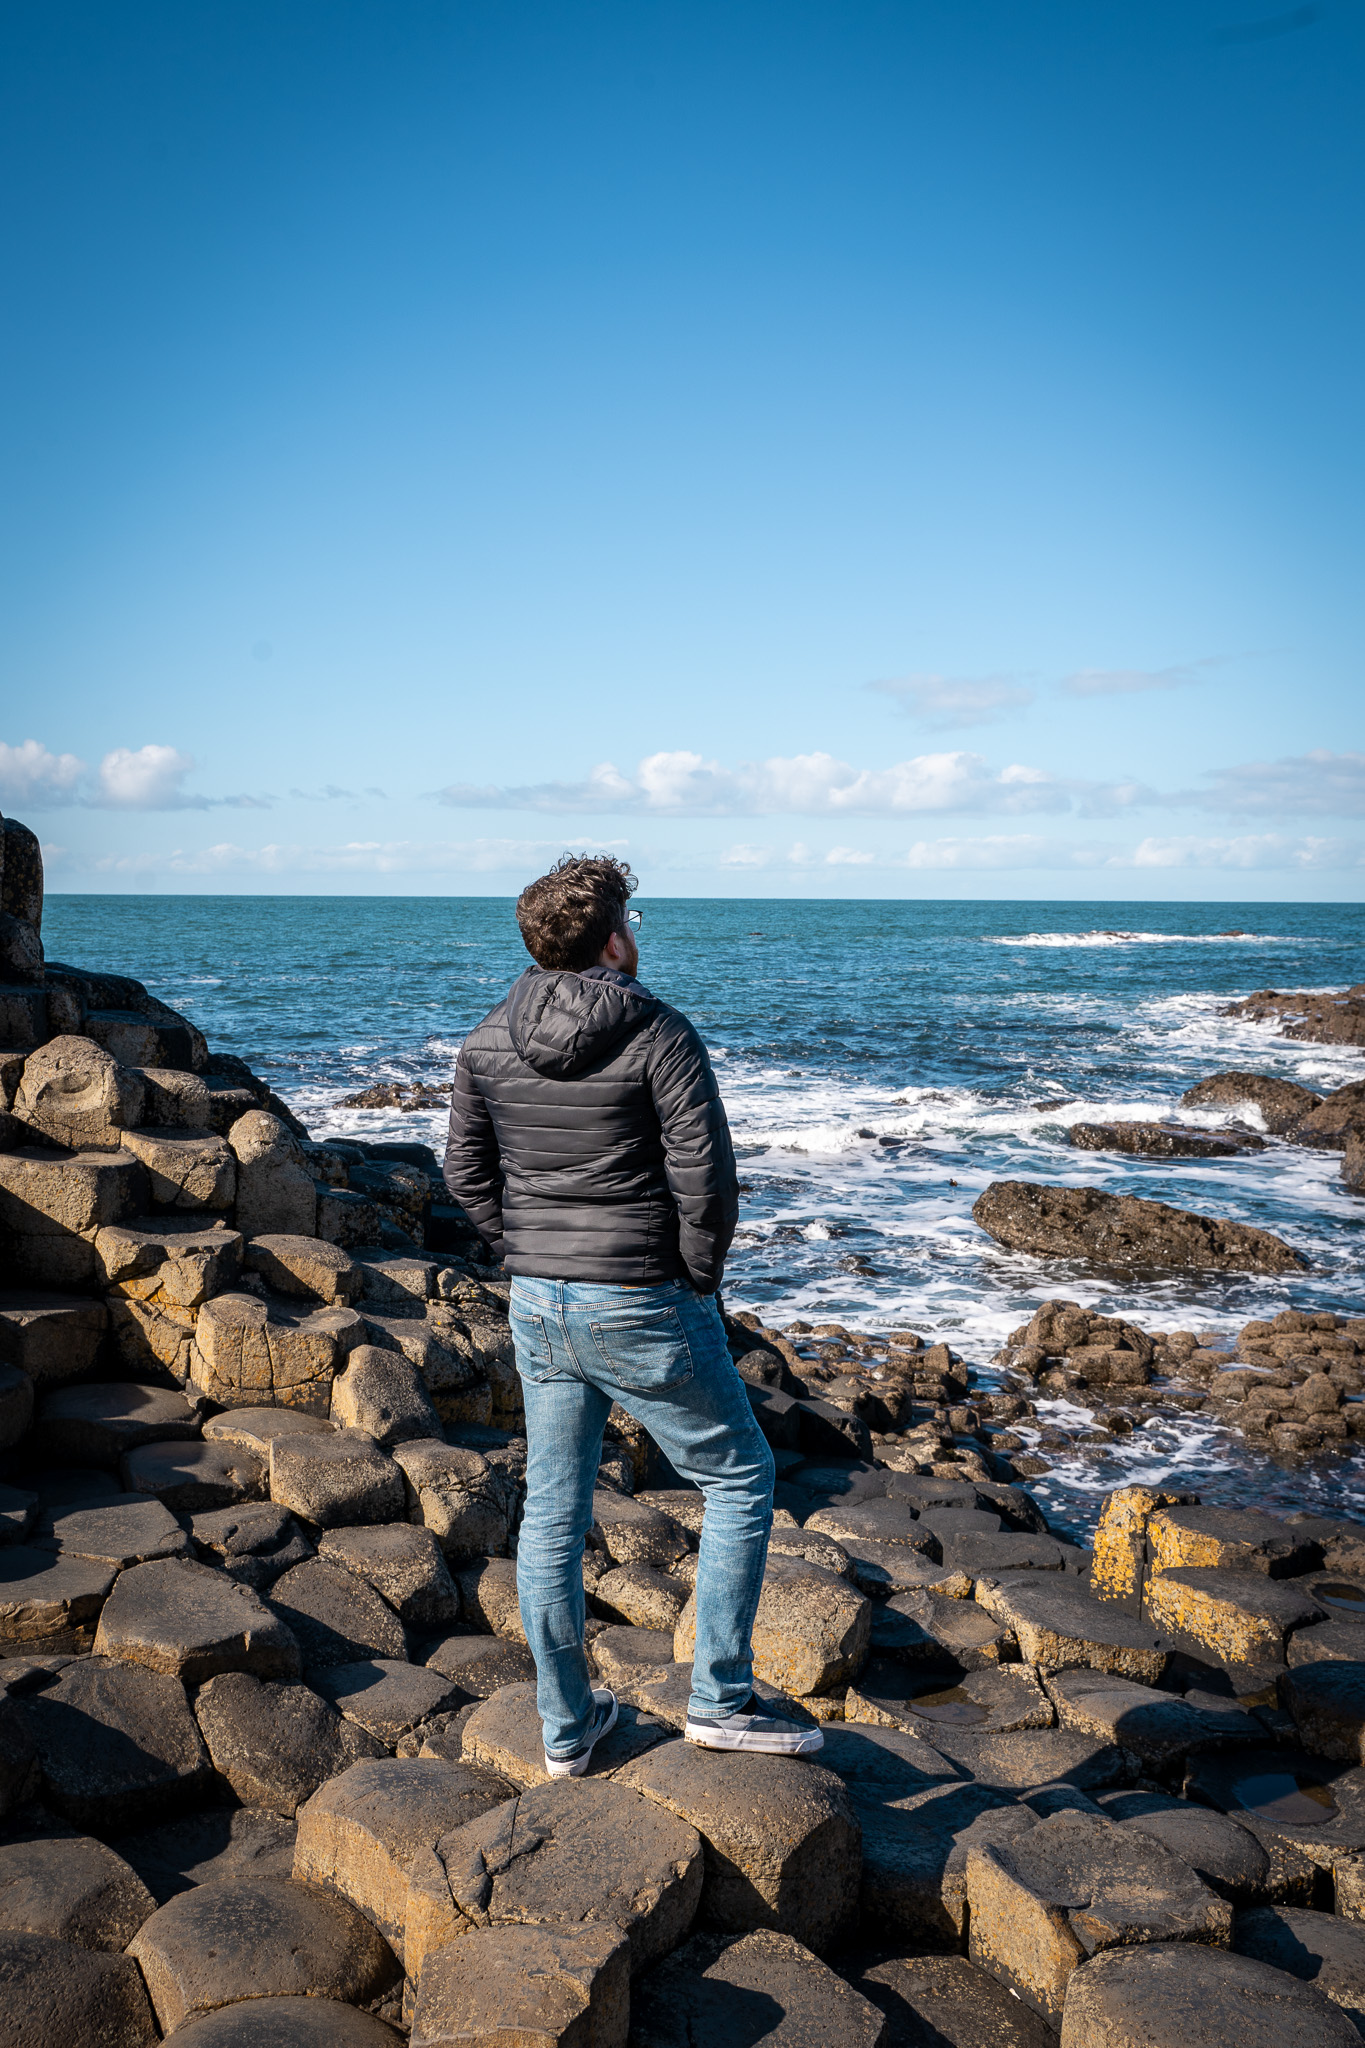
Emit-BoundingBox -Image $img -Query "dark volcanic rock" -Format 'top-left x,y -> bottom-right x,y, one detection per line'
1068,1120 -> 1264,1157
1294,1080 -> 1365,1150
0,1929 -> 158,2046
1180,1071 -> 1323,1134
16,1656 -> 212,1832
632,1928 -> 889,2048
971,1180 -> 1308,1274
1223,985 -> 1365,1048
1060,1941 -> 1359,2046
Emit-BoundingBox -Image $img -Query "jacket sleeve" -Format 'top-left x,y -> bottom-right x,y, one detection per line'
648,1011 -> 739,1294
443,1054 -> 505,1255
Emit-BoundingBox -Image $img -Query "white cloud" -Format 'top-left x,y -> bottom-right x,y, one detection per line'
89,837 -> 620,877
826,845 -> 876,864
434,748 -> 1074,818
868,674 -> 1034,728
96,745 -> 205,809
1062,660 -> 1215,696
1127,833 -> 1365,869
0,739 -> 86,805
1173,750 -> 1365,819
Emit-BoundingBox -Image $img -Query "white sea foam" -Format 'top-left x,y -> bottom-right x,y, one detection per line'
985,930 -> 1303,949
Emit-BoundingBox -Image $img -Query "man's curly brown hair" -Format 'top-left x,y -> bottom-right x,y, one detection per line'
515,853 -> 638,971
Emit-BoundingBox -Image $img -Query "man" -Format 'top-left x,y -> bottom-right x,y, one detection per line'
444,853 -> 821,1775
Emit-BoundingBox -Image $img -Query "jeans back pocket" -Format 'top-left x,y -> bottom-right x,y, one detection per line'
587,1304 -> 695,1390
510,1309 -> 569,1383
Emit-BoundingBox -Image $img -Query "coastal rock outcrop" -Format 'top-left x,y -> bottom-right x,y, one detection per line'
1068,1120 -> 1263,1157
1222,985 -> 1365,1047
972,1180 -> 1307,1273
1180,1070 -> 1323,1133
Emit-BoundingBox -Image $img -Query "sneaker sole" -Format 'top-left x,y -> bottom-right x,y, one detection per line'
545,1691 -> 620,1778
684,1719 -> 824,1756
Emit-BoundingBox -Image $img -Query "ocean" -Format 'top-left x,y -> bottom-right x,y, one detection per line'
42,893 -> 1365,1538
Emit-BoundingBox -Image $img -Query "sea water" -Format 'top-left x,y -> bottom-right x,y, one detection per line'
42,895 -> 1365,1536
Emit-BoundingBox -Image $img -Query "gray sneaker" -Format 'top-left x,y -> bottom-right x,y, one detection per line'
685,1693 -> 824,1756
544,1689 -> 619,1779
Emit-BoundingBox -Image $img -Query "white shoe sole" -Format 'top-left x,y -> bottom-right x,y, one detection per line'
684,1716 -> 824,1756
544,1690 -> 619,1778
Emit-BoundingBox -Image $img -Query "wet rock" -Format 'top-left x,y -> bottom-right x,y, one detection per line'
93,1556 -> 301,1683
244,1231 -> 362,1303
195,1669 -> 385,1813
1095,1789 -> 1271,1904
319,1522 -> 460,1628
293,1755 -> 522,1957
269,1428 -> 405,1527
424,1632 -> 537,1697
1344,1129 -> 1365,1193
13,1035 -> 145,1149
676,1556 -> 869,1699
331,1343 -> 443,1445
633,1928 -> 888,2048
127,1874 -> 399,2034
0,1929 -> 158,2046
228,1110 -> 318,1236
455,1556 -> 526,1640
394,1439 -> 518,1559
119,1125 -> 236,1210
1180,1071 -> 1323,1135
121,1436 -> 265,1512
845,1951 -> 1054,2048
975,1573 -> 1171,1682
33,1380 -> 201,1465
268,1558 -> 406,1670
1069,1120 -> 1264,1157
462,1680 -> 670,1787
411,1922 -> 630,2048
113,1807 -> 298,1904
592,1489 -> 690,1569
317,1659 -> 465,1748
966,1807 -> 1231,2022
1148,1506 -> 1318,1579
593,1562 -> 689,1631
161,1999 -> 404,2045
404,1776 -> 703,1998
1059,1940 -> 1359,2047
17,1656 -> 212,1830
0,1544 -> 117,1653
1279,1660 -> 1365,1763
194,1289 -> 364,1414
617,1738 -> 858,1953
1044,1669 -> 1260,1775
972,1180 -> 1308,1274
0,1289 -> 106,1386
1222,985 -> 1365,1049
188,1501 -> 314,1589
1143,1567 -> 1324,1669
1184,1746 -> 1365,1889
1295,1080 -> 1365,1148
0,1832 -> 156,1950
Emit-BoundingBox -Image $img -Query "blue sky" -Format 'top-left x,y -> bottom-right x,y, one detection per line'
3,0 -> 1363,898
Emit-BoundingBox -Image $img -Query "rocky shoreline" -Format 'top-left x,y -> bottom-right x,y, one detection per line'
2,813 -> 1365,2043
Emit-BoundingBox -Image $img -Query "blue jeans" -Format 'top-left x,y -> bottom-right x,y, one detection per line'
508,1275 -> 776,1758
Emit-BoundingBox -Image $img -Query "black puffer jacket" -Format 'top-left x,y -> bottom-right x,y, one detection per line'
443,965 -> 738,1292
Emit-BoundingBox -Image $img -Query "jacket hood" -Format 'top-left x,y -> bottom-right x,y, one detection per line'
505,966 -> 658,1078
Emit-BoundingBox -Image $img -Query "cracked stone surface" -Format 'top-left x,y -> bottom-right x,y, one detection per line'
93,1557 -> 301,1684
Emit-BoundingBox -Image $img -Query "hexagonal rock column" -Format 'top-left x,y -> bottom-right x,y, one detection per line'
454,1557 -> 526,1640
965,1809 -> 1232,2025
1091,1486 -> 1198,1615
0,1929 -> 158,2047
39,1496 -> 190,1570
591,1489 -> 690,1569
0,1290 -> 107,1386
93,1558 -> 301,1684
227,1111 -> 318,1237
462,1680 -> 671,1788
631,1929 -> 889,2048
974,1574 -> 1171,1683
615,1739 -> 860,1954
0,1833 -> 158,1951
120,1438 -> 265,1513
403,1778 -> 702,2007
318,1523 -> 460,1629
15,1657 -> 212,1831
126,1875 -> 400,2034
159,2000 -> 404,2045
393,1440 -> 518,1559
0,1545 -> 116,1654
195,1669 -> 385,1815
675,1557 -> 870,1701
269,1429 -> 405,1527
0,1147 -> 146,1289
332,1345 -> 443,1446
1042,1669 -> 1260,1776
1142,1567 -> 1324,1671
293,1756 -> 518,1959
119,1127 -> 236,1211
1057,1943 -> 1359,2048
267,1559 -> 406,1671
1233,1905 -> 1365,2029
187,1501 -> 313,1589
33,1380 -> 201,1466
593,1563 -> 689,1632
845,1954 -> 1057,2048
1094,1791 -> 1271,1906
1279,1660 -> 1365,1763
244,1233 -> 363,1303
194,1290 -> 364,1414
1147,1507 -> 1319,1579
95,1217 -> 242,1306
409,1922 -> 630,2048
315,1661 -> 467,1749
13,1036 -> 145,1149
